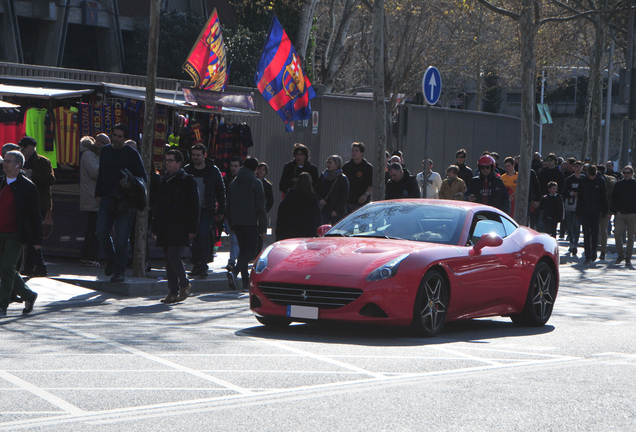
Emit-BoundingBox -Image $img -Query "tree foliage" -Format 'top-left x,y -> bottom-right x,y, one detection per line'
123,10 -> 206,80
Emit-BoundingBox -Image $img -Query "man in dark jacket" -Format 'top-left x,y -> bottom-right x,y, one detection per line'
184,144 -> 225,278
279,143 -> 319,194
152,149 -> 199,304
0,150 -> 41,317
576,165 -> 609,264
95,123 -> 147,282
455,148 -> 474,186
343,142 -> 373,212
563,161 -> 585,255
18,136 -> 55,277
465,155 -> 510,214
385,162 -> 420,199
611,165 -> 636,266
226,157 -> 267,290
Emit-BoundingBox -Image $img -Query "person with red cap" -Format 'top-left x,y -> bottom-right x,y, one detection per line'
465,154 -> 510,213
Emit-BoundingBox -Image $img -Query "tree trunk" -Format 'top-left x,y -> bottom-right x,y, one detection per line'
296,0 -> 319,59
513,0 -> 536,227
587,16 -> 605,164
372,0 -> 387,201
132,0 -> 160,278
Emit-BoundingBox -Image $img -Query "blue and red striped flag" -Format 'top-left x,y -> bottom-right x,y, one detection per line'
182,9 -> 228,91
255,16 -> 316,131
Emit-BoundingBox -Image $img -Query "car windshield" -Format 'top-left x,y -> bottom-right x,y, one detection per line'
326,202 -> 466,245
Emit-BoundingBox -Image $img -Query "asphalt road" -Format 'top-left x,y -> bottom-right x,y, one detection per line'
0,251 -> 634,431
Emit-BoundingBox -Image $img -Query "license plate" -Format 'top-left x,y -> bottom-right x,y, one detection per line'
287,305 -> 319,320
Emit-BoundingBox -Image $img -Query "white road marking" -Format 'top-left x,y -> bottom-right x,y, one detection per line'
0,355 -> 583,430
44,324 -> 254,396
0,370 -> 85,415
429,345 -> 503,365
247,337 -> 388,379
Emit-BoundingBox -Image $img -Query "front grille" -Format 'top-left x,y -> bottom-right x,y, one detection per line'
258,282 -> 363,309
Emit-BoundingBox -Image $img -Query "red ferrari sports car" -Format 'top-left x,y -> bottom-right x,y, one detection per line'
249,200 -> 559,336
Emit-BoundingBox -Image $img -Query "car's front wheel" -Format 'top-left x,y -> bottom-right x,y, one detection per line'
511,261 -> 556,326
411,270 -> 448,337
256,315 -> 292,328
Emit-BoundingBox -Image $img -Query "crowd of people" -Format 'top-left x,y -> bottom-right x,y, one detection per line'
387,148 -> 636,267
2,128 -> 636,316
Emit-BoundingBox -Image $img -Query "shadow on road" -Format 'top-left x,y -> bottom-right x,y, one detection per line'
236,318 -> 555,347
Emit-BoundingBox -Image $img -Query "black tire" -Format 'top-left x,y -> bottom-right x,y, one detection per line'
411,270 -> 449,337
256,315 -> 292,328
511,261 -> 557,327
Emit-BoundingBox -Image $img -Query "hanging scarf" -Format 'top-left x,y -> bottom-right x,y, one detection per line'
323,168 -> 342,182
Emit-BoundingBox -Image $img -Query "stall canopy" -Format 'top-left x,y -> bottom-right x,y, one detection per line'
0,100 -> 20,108
0,84 -> 94,99
102,83 -> 260,116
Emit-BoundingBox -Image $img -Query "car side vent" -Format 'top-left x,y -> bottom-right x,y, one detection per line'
359,303 -> 389,318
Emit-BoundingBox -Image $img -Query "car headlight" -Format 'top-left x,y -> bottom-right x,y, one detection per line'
254,244 -> 275,274
367,253 -> 410,281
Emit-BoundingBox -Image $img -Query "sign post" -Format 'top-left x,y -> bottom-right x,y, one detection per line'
422,66 -> 442,159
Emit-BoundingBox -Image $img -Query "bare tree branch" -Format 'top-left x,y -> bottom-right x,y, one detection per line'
474,0 -> 520,20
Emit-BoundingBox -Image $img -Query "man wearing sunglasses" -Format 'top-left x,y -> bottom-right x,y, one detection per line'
465,154 -> 510,214
611,166 -> 636,266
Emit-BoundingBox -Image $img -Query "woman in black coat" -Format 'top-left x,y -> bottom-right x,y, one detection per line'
276,172 -> 321,241
151,149 -> 199,304
317,155 -> 350,225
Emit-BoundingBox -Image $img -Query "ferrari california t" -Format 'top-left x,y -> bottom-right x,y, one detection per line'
249,200 -> 559,336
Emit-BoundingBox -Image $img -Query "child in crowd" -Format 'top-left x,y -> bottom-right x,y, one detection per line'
539,181 -> 563,238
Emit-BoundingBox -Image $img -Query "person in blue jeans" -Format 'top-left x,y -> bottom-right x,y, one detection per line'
94,124 -> 147,282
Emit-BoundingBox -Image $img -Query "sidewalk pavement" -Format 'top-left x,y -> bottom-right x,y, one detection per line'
41,249 -> 238,297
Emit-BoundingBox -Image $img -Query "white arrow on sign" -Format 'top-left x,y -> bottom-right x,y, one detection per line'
428,74 -> 437,102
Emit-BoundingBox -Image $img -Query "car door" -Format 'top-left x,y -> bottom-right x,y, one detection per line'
446,211 -> 521,316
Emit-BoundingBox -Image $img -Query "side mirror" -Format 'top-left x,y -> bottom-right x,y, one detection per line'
470,233 -> 503,255
317,224 -> 332,237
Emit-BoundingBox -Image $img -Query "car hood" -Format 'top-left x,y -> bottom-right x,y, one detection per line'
260,237 -> 443,283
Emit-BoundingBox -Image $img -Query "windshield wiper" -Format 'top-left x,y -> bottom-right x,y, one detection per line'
351,233 -> 402,240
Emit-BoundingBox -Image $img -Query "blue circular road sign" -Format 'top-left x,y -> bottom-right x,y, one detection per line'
422,66 -> 442,105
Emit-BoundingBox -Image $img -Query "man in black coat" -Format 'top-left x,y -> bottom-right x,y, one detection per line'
343,142 -> 373,212
576,165 -> 608,264
455,148 -> 473,186
0,150 -> 41,317
226,157 -> 267,291
611,165 -> 636,266
184,144 -> 225,278
152,149 -> 199,304
279,143 -> 319,194
385,162 -> 420,199
95,123 -> 147,282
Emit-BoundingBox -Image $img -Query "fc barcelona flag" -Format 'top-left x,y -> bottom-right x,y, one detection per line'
182,9 -> 228,91
255,16 -> 316,132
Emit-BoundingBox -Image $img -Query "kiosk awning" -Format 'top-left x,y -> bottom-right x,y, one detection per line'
0,84 -> 94,99
102,83 -> 260,116
0,100 -> 20,108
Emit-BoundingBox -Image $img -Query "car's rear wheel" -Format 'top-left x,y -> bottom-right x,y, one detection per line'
511,261 -> 556,326
256,315 -> 292,328
411,270 -> 448,337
